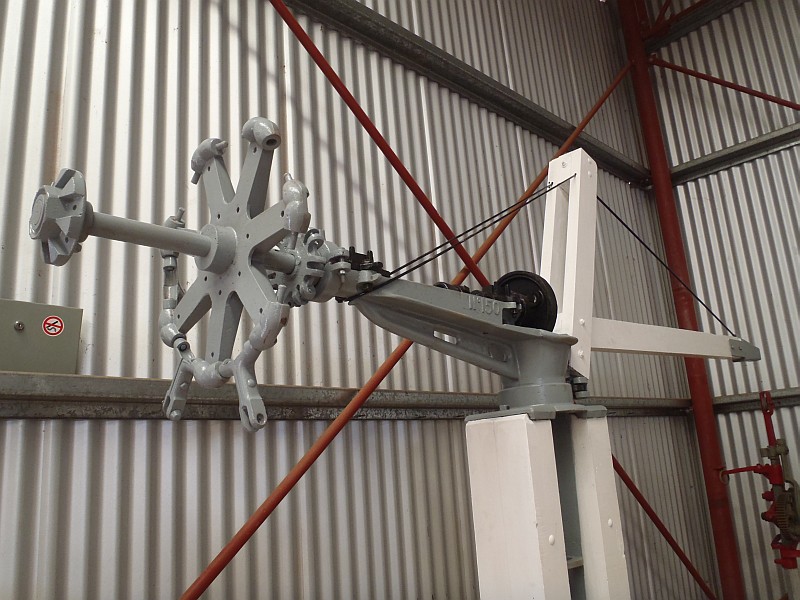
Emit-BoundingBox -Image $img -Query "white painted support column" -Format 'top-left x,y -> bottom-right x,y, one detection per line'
540,149 -> 598,378
466,415 -> 571,599
571,416 -> 631,600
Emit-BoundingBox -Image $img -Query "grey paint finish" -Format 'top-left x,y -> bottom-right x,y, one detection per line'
0,299 -> 83,374
0,415 -> 716,600
0,0 -> 686,401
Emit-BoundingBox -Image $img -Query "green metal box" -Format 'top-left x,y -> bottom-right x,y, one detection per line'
0,299 -> 83,374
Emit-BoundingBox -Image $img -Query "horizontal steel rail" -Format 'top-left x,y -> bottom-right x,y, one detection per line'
0,372 -> 691,420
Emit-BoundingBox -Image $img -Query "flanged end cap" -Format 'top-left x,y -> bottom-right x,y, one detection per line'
242,117 -> 281,151
30,168 -> 92,266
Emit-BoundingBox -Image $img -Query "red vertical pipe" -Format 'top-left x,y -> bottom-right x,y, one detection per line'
617,2 -> 746,598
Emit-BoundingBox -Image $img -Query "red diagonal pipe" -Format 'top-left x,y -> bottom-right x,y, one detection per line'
618,1 -> 746,598
454,60 -> 632,281
180,57 -> 632,600
268,0 -> 490,288
651,56 -> 800,112
613,456 -> 718,599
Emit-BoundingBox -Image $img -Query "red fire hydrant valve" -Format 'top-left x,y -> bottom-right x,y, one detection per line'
772,536 -> 800,569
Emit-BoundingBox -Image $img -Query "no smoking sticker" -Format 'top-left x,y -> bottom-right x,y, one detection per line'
42,315 -> 64,337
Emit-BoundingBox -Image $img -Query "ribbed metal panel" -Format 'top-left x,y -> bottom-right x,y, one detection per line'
0,0 -> 684,400
644,0 -> 716,18
676,145 -> 800,397
357,0 -> 647,165
0,414 -> 721,599
608,415 -> 720,599
652,0 -> 800,166
717,406 -> 800,599
0,418 -> 479,600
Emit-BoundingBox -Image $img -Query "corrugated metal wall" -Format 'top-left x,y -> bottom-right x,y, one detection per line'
0,414 -> 720,599
648,1 -> 800,597
359,0 -> 647,164
0,0 -> 687,400
676,146 -> 800,397
651,0 -> 799,397
652,0 -> 800,167
609,415 -> 720,599
12,0 -> 789,599
0,418 -> 478,600
718,406 -> 800,599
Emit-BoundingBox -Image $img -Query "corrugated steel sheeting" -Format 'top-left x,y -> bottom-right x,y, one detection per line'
358,0 -> 647,164
676,146 -> 800,397
0,0 -> 686,400
644,0 -> 721,19
718,406 -> 800,599
0,414 -> 719,599
652,0 -> 800,166
649,0 -> 799,399
0,418 -> 479,600
609,415 -> 720,599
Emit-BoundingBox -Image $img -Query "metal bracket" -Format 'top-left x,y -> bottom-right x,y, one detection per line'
351,278 -> 578,407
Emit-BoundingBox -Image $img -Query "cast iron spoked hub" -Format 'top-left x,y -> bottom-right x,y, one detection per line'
164,118 -> 325,431
495,270 -> 558,331
171,119 -> 291,362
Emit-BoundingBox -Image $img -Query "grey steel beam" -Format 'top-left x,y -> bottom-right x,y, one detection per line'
645,0 -> 753,52
283,0 -> 649,185
671,123 -> 800,185
0,373 -> 689,419
0,372 -> 496,420
714,387 -> 800,413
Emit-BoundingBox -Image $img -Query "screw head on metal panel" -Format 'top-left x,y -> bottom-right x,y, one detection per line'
13,321 -> 24,331
169,409 -> 182,421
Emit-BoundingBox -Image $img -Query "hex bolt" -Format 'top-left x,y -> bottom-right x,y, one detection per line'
13,321 -> 24,331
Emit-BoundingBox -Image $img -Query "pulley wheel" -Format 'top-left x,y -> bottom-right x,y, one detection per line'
495,271 -> 558,331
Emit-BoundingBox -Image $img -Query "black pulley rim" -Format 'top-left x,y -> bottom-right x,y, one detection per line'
495,270 -> 558,331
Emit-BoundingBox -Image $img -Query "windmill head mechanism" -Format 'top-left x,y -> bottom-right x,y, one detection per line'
29,117 -> 560,431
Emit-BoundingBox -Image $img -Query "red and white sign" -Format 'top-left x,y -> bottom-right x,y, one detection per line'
42,315 -> 65,337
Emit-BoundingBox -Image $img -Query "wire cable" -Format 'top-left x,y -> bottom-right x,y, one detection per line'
346,177 -> 573,302
596,195 -> 737,337
388,175 -> 575,277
